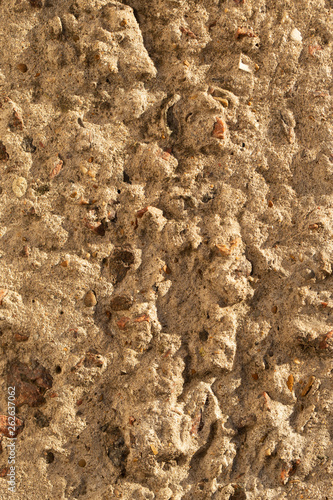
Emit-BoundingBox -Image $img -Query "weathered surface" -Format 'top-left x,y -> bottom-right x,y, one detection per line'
0,0 -> 333,498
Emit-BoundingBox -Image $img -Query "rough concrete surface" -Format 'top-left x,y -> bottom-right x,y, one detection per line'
0,0 -> 333,498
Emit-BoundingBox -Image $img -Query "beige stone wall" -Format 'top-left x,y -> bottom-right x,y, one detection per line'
0,0 -> 333,498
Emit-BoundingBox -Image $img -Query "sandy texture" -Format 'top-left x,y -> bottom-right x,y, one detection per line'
1,0 -> 333,498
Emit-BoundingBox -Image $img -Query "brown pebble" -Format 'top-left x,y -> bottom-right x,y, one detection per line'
268,200 -> 274,207
235,27 -> 256,39
162,264 -> 171,275
0,141 -> 9,161
150,444 -> 158,455
301,375 -> 315,397
0,415 -> 24,438
287,374 -> 294,392
78,459 -> 86,467
212,96 -> 229,107
14,333 -> 29,342
60,260 -> 69,268
117,317 -> 130,329
110,295 -> 133,311
180,26 -> 197,39
29,0 -> 43,7
215,243 -> 231,256
0,467 -> 9,478
252,373 -> 259,380
134,314 -> 150,323
136,206 -> 149,218
9,111 -> 24,131
0,289 -> 8,305
50,159 -> 63,179
271,305 -> 277,314
17,63 -> 28,73
84,290 -> 97,307
212,117 -> 225,139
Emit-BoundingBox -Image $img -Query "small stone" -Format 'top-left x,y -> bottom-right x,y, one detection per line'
17,63 -> 28,73
0,467 -> 9,478
0,141 -> 9,161
134,314 -> 149,323
0,414 -> 24,437
117,317 -> 130,330
150,444 -> 158,455
84,290 -> 97,307
212,118 -> 225,139
78,459 -> 86,467
216,243 -> 231,256
9,111 -> 24,131
290,28 -> 302,43
110,295 -> 133,311
50,159 -> 63,179
301,375 -> 315,397
14,333 -> 29,342
162,264 -> 171,274
12,176 -> 27,197
8,361 -> 53,407
239,58 -> 251,73
29,0 -> 42,7
235,27 -> 256,40
287,374 -> 294,392
0,289 -> 8,305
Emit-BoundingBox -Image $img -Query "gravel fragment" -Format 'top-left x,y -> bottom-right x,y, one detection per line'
84,290 -> 97,307
12,176 -> 27,197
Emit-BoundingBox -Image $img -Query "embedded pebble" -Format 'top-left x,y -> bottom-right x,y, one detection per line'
12,176 -> 27,197
84,290 -> 97,307
290,28 -> 302,42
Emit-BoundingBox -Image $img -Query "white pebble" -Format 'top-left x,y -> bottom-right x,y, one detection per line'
290,28 -> 302,43
12,176 -> 27,197
239,60 -> 251,73
239,55 -> 252,73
